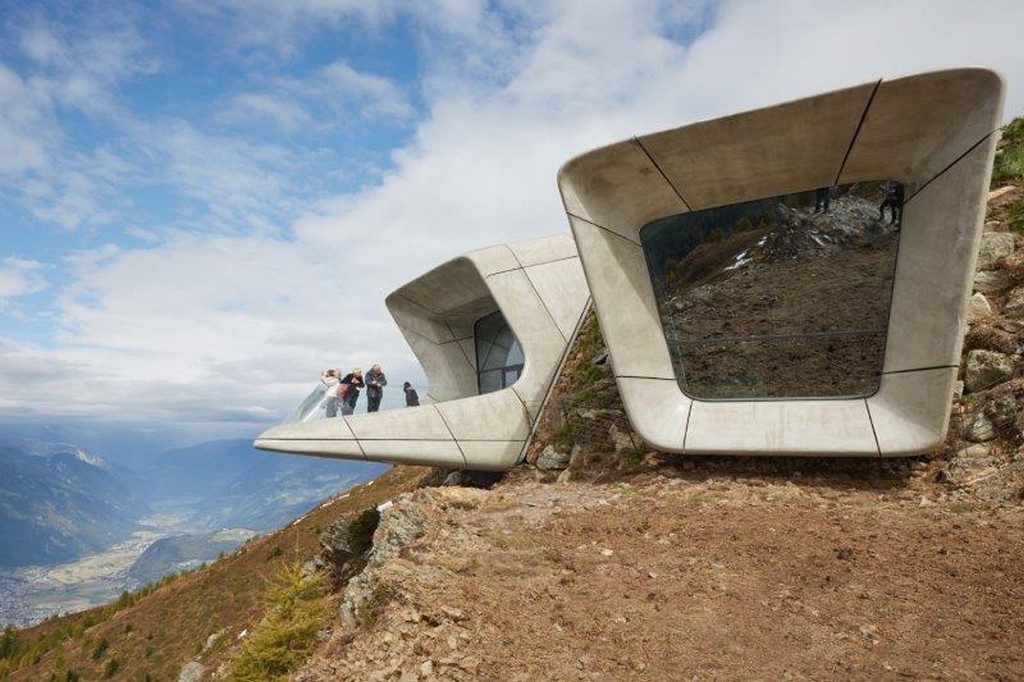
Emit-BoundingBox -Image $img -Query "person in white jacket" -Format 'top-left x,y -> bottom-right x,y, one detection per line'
320,368 -> 341,417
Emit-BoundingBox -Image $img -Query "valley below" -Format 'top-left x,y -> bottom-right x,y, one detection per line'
0,505 -> 251,628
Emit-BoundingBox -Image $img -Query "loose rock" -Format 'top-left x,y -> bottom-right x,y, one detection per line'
964,349 -> 1014,393
965,412 -> 997,442
537,445 -> 571,470
976,232 -> 1015,269
974,270 -> 1014,294
178,661 -> 204,682
968,293 -> 993,322
1004,287 -> 1024,319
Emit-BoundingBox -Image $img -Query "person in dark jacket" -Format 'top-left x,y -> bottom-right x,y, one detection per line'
403,381 -> 420,407
365,363 -> 387,413
339,368 -> 364,416
879,181 -> 904,225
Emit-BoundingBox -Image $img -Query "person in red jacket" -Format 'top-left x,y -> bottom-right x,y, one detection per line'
338,368 -> 364,416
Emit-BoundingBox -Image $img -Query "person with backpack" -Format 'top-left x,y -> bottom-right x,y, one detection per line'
403,381 -> 420,407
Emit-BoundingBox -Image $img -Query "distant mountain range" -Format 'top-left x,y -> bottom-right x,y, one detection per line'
141,438 -> 387,532
0,442 -> 146,566
128,529 -> 254,583
0,431 -> 387,576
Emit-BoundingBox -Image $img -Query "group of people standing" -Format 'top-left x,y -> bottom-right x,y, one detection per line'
320,364 -> 419,417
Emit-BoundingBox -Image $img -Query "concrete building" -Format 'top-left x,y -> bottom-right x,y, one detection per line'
257,67 -> 1004,467
559,67 -> 1004,456
254,235 -> 590,470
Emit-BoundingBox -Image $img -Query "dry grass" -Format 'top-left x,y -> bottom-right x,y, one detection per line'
3,466 -> 429,681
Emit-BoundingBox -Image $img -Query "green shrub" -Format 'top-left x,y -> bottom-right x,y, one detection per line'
0,625 -> 18,659
993,118 -> 1024,186
91,638 -> 109,661
225,562 -> 332,681
1005,198 -> 1024,235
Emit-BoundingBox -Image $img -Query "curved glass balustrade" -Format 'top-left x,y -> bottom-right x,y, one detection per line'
285,380 -> 441,423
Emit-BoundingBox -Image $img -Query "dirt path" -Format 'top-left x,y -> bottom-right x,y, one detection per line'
299,473 -> 1024,681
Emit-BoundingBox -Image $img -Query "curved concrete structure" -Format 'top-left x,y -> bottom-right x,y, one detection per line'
255,234 -> 590,470
559,68 -> 1005,456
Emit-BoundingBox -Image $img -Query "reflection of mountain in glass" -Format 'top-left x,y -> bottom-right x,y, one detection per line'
640,181 -> 902,399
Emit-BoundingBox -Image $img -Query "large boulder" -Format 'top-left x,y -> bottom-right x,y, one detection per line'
964,350 -> 1015,393
974,270 -> 1014,294
976,232 -> 1015,270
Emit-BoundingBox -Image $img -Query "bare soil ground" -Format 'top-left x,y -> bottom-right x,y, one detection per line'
299,466 -> 1024,681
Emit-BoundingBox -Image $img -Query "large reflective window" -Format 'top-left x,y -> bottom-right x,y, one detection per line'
640,180 -> 903,400
475,311 -> 524,394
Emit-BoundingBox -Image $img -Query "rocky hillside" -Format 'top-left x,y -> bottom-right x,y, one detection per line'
3,121 -> 1022,681
291,121 -> 1024,680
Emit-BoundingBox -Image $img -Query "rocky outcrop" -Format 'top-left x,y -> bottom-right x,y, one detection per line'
317,508 -> 380,585
340,495 -> 427,628
536,445 -> 570,470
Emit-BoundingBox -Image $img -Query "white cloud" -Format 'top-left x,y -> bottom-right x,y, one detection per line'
221,93 -> 315,133
3,0 -> 1024,429
0,64 -> 54,175
221,59 -> 414,134
175,0 -> 401,55
318,61 -> 414,119
0,258 -> 48,300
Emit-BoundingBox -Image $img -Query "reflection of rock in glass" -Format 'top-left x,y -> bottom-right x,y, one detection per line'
640,179 -> 901,399
813,186 -> 830,213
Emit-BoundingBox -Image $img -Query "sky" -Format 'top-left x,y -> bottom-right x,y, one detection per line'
2,0 -> 1024,442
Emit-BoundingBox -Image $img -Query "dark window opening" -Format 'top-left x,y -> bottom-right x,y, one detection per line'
475,311 -> 524,394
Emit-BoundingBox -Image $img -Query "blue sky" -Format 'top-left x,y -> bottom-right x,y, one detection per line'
2,0 -> 1024,438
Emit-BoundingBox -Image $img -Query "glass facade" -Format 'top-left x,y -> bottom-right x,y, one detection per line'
640,180 -> 902,400
475,310 -> 524,394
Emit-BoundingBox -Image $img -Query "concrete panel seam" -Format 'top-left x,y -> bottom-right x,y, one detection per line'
483,254 -> 580,280
632,136 -> 693,211
502,250 -> 571,345
566,212 -> 643,246
396,323 -> 452,348
906,131 -> 996,204
882,364 -> 958,375
351,437 -> 527,443
519,297 -> 594,463
681,397 -> 693,454
863,397 -> 883,458
395,291 -> 441,316
445,320 -> 477,369
339,417 -> 369,460
521,267 -> 571,345
833,79 -> 882,187
431,404 -> 469,468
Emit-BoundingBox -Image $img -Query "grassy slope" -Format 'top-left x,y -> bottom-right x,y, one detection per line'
3,466 -> 428,681
3,116 -> 1022,681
